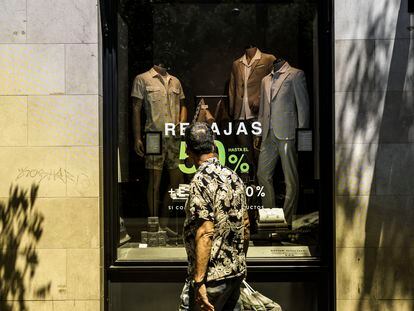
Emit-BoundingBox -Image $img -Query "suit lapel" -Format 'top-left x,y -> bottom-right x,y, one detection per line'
237,59 -> 246,83
265,76 -> 272,105
271,72 -> 290,101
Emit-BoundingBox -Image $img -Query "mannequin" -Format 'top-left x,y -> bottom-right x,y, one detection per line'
253,58 -> 287,149
131,63 -> 188,235
256,57 -> 310,226
153,63 -> 167,75
272,58 -> 286,72
245,44 -> 258,65
228,45 -> 276,181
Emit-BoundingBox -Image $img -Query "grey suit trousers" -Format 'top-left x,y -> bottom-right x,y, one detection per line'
257,130 -> 299,224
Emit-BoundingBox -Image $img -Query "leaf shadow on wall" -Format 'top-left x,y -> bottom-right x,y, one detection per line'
336,0 -> 414,310
0,184 -> 50,311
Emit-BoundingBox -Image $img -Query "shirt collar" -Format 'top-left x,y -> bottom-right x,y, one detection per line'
149,67 -> 159,77
198,156 -> 218,171
271,61 -> 290,76
240,48 -> 262,66
150,67 -> 171,86
149,67 -> 170,79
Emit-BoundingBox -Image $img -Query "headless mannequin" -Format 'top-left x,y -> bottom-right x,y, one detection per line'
132,64 -> 188,234
153,63 -> 167,76
245,46 -> 258,65
273,58 -> 286,72
254,57 -> 287,150
234,44 -> 261,182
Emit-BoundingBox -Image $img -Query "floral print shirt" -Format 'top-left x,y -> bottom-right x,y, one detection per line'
183,157 -> 248,282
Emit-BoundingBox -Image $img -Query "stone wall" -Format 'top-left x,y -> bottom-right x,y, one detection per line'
0,1 -> 101,310
335,0 -> 414,310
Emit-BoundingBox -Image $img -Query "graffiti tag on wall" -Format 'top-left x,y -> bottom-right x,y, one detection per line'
16,167 -> 90,185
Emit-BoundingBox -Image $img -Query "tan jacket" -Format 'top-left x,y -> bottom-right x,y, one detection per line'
228,52 -> 276,119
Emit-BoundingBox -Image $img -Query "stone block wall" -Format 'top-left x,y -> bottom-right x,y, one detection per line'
335,0 -> 414,310
0,1 -> 101,310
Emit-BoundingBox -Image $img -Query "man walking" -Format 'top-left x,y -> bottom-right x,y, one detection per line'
179,122 -> 250,311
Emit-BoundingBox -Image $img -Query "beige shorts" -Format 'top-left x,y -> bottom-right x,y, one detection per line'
145,137 -> 181,170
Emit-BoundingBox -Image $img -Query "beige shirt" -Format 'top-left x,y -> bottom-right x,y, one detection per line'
239,49 -> 262,120
131,68 -> 185,132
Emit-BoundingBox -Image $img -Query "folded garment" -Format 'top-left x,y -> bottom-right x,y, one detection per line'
258,208 -> 285,223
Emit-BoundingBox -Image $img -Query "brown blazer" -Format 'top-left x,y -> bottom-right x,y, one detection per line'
228,52 -> 276,120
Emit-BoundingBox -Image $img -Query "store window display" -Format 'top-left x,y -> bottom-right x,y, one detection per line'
256,58 -> 310,227
229,45 -> 276,181
131,63 -> 187,238
117,0 -> 320,260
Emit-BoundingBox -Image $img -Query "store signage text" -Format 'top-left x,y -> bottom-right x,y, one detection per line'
165,121 -> 262,137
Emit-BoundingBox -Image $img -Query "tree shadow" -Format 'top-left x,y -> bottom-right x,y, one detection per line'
0,184 -> 50,311
336,0 -> 414,309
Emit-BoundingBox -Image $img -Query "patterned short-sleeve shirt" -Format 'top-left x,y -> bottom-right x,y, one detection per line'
183,157 -> 248,282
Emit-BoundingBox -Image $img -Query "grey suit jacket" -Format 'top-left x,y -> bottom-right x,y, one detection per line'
258,62 -> 310,142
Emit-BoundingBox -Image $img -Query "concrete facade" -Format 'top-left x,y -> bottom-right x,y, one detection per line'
335,0 -> 414,310
0,1 -> 101,310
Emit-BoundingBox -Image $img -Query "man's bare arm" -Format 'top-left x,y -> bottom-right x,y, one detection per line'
194,220 -> 215,310
194,220 -> 214,282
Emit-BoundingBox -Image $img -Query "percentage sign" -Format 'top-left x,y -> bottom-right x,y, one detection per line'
256,186 -> 265,197
228,154 -> 250,173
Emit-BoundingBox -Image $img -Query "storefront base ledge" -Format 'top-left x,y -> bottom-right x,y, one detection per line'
117,245 -> 319,261
107,264 -> 330,283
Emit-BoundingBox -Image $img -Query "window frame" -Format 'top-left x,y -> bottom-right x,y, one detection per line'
101,0 -> 335,310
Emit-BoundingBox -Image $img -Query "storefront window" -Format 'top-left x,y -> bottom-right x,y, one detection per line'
116,0 -> 320,261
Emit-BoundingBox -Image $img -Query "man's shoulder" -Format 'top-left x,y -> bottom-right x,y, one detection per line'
219,165 -> 244,187
193,161 -> 226,181
192,170 -> 205,182
192,166 -> 212,184
231,170 -> 245,188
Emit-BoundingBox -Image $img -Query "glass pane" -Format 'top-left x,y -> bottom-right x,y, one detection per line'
117,0 -> 320,261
